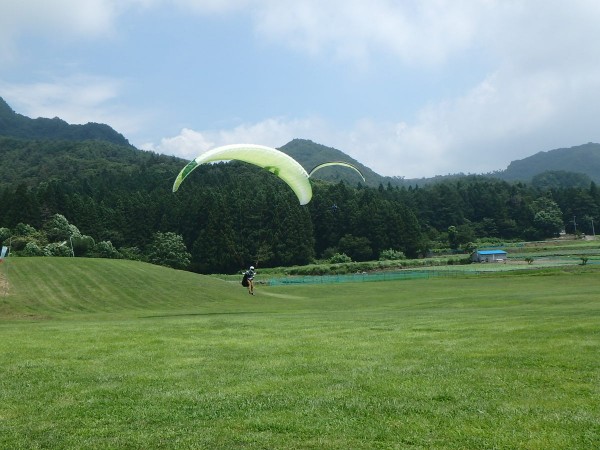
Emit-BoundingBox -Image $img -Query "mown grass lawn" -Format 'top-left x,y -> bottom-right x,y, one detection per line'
1,259 -> 599,449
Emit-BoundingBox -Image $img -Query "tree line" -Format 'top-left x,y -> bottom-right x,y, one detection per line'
1,149 -> 599,273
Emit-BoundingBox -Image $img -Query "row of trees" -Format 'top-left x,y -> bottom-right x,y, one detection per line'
1,214 -> 192,270
1,160 -> 599,273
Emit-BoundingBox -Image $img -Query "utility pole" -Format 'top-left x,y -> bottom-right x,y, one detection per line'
573,216 -> 577,234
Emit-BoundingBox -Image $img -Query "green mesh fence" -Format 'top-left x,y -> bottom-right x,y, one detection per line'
266,269 -> 473,286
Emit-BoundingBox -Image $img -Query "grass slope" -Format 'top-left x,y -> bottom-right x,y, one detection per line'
0,257 -> 251,319
1,258 -> 599,449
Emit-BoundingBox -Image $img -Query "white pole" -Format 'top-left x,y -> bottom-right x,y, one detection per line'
3,236 -> 11,297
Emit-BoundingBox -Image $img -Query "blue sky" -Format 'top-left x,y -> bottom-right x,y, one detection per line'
2,1 -> 600,178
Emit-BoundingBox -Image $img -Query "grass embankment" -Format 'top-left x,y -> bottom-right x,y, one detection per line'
0,257 -> 246,320
1,258 -> 599,449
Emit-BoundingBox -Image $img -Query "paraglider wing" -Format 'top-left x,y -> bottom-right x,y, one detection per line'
308,161 -> 366,182
172,144 -> 313,205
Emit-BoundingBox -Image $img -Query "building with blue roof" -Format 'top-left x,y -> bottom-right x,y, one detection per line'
472,249 -> 507,263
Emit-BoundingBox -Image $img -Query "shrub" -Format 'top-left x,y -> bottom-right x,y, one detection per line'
23,242 -> 44,256
462,242 -> 477,254
309,265 -> 331,276
338,234 -> 372,261
328,253 -> 352,264
9,236 -> 33,252
93,241 -> 121,259
14,223 -> 38,237
71,235 -> 95,257
379,249 -> 406,261
44,214 -> 81,242
10,224 -> 47,251
146,232 -> 191,270
43,242 -> 72,257
119,246 -> 144,261
0,227 -> 11,245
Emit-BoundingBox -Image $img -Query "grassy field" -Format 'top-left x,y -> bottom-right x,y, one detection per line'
1,258 -> 599,449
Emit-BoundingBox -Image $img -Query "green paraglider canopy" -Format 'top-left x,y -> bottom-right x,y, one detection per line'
173,144 -> 365,205
309,161 -> 365,182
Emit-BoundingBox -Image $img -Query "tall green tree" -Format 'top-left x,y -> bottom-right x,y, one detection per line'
191,192 -> 239,273
147,232 -> 191,270
530,197 -> 564,238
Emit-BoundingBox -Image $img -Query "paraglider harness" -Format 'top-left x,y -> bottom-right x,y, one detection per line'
241,266 -> 256,287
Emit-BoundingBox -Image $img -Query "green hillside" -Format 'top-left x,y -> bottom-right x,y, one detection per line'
282,139 -> 600,186
0,97 -> 131,146
3,95 -> 600,187
0,258 -> 247,319
0,136 -> 183,188
280,138 -> 393,187
499,142 -> 600,182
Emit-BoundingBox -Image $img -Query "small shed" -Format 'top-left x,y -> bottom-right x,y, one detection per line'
472,249 -> 507,263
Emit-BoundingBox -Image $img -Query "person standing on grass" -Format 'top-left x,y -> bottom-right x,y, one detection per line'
244,265 -> 256,295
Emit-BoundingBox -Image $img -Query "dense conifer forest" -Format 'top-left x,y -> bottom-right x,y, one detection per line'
1,133 -> 599,273
1,97 -> 599,273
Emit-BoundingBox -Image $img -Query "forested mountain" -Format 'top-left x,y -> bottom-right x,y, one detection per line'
2,95 -> 599,185
1,97 -> 599,274
280,139 -> 392,187
0,97 -> 131,146
282,139 -> 600,186
497,142 -> 600,183
0,136 -> 179,189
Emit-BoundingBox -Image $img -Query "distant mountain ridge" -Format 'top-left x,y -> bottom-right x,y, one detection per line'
1,96 -> 599,186
496,142 -> 600,183
279,139 -> 389,187
280,139 -> 600,186
0,97 -> 131,146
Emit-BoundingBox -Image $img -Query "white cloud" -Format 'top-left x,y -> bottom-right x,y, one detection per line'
141,128 -> 214,159
0,0 -> 167,63
0,1 -> 173,66
212,117 -> 328,147
141,46 -> 600,179
3,1 -> 599,72
146,117 -> 328,160
253,0 -> 482,67
147,1 -> 600,178
3,1 -> 600,179
172,0 -> 253,14
357,63 -> 600,178
1,75 -> 119,115
0,0 -> 479,67
0,0 -> 116,43
0,75 -> 148,138
144,114 -> 463,179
